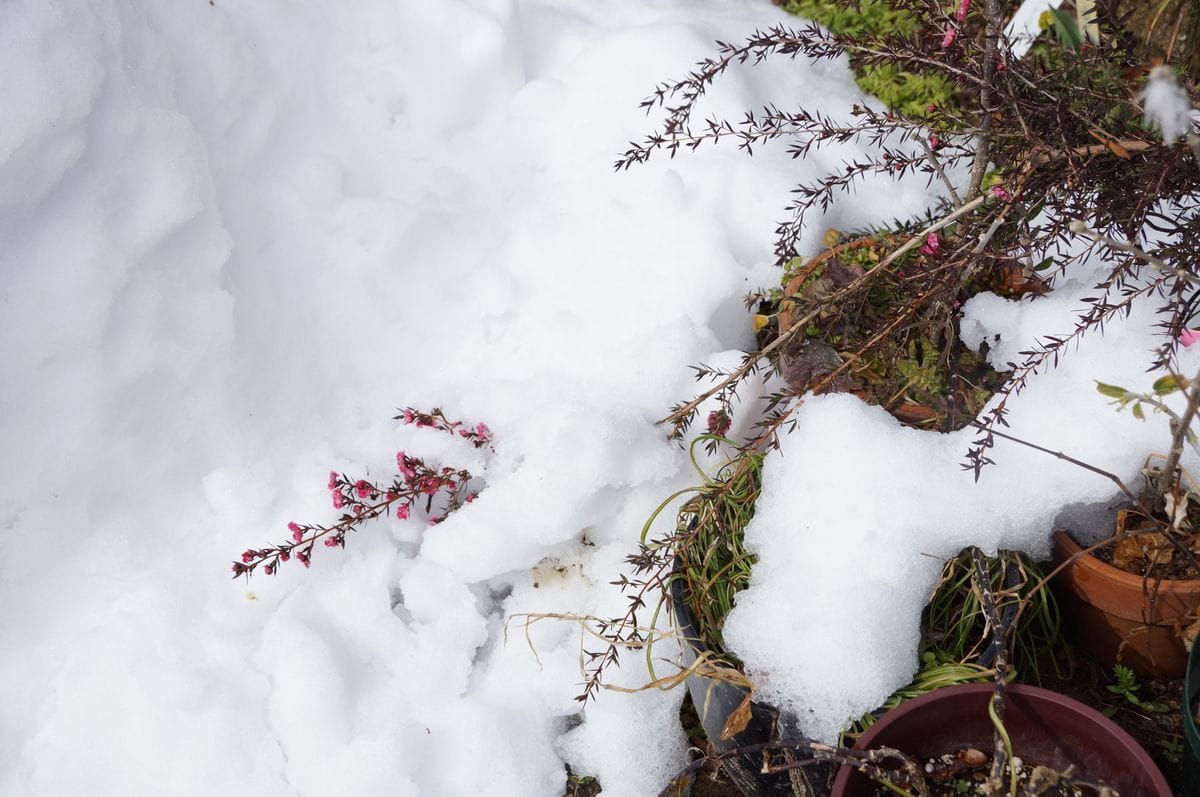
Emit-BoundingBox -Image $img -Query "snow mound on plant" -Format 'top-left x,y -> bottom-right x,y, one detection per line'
724,254 -> 1200,741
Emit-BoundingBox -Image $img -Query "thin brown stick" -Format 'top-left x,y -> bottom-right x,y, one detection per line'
967,421 -> 1137,500
966,0 -> 1002,199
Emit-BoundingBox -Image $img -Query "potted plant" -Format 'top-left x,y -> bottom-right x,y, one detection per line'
654,444 -> 822,796
669,571 -> 820,797
831,682 -> 1173,796
831,549 -> 1173,796
656,548 -> 1173,797
590,2 -> 1200,790
1047,357 -> 1200,678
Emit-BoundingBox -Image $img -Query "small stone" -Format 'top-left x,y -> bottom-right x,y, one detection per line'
958,747 -> 988,767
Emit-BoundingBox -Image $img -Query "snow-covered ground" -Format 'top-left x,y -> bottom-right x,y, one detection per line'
1,1 -> 1191,795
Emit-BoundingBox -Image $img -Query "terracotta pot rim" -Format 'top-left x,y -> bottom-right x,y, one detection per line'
1053,528 -> 1200,591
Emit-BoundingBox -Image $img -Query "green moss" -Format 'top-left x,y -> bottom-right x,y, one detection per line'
777,0 -> 919,38
856,63 -> 958,118
778,0 -> 957,116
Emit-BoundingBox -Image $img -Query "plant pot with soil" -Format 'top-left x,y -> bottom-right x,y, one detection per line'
755,229 -> 1018,435
661,447 -> 825,797
1043,369 -> 1200,679
830,682 -> 1173,796
1051,509 -> 1200,678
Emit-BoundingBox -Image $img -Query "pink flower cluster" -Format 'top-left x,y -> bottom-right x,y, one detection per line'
918,232 -> 942,256
231,408 -> 490,580
941,0 -> 971,48
706,409 -> 732,437
396,406 -> 493,450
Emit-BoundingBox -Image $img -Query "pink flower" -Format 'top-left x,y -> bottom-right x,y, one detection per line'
332,491 -> 345,509
942,27 -> 957,48
241,549 -> 256,563
291,525 -> 304,543
466,493 -> 477,504
474,423 -> 490,438
1180,329 -> 1200,348
324,537 -> 338,547
232,562 -> 247,576
396,503 -> 410,520
328,471 -> 339,490
928,133 -> 941,150
919,233 -> 941,256
418,476 -> 440,496
355,479 -> 371,499
458,428 -> 470,437
279,550 -> 290,562
402,409 -> 415,424
264,563 -> 275,576
706,410 -> 732,437
990,185 -> 1011,202
297,550 -> 311,568
397,452 -> 416,482
955,0 -> 971,21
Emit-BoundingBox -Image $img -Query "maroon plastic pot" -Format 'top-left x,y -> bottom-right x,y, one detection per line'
830,683 -> 1170,796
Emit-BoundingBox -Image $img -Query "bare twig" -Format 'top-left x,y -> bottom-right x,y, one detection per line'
921,136 -> 963,205
966,0 -> 1002,199
967,421 -> 1138,501
1154,360 -> 1200,511
1068,220 -> 1200,288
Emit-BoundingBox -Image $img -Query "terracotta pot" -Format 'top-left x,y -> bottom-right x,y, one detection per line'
830,683 -> 1171,796
1051,528 -> 1200,678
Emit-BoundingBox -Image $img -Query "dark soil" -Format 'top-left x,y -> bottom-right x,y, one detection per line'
870,749 -> 1089,796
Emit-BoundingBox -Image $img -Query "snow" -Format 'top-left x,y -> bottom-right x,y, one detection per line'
1004,0 -> 1061,59
1,0 -> 1193,795
1141,65 -> 1198,145
724,259 -> 1200,740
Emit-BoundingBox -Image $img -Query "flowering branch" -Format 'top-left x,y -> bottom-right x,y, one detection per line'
231,408 -> 491,579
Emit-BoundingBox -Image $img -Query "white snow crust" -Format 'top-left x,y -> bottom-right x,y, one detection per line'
2,0 -> 1193,794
